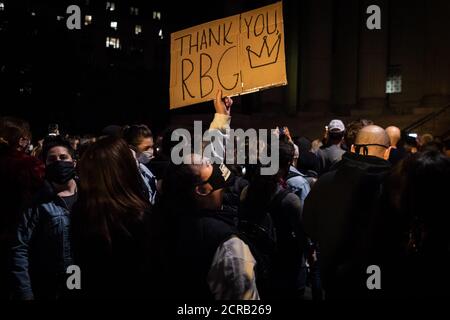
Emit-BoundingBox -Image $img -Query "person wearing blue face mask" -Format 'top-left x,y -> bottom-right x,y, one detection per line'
122,124 -> 157,205
10,136 -> 77,300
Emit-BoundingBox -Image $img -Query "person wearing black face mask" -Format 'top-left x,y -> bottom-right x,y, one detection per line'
10,136 -> 77,300
45,161 -> 76,184
156,91 -> 260,301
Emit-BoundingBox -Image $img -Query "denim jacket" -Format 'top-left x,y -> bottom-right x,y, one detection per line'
286,166 -> 311,209
10,181 -> 75,300
139,163 -> 157,205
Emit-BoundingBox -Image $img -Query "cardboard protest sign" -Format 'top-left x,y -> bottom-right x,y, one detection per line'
170,2 -> 287,109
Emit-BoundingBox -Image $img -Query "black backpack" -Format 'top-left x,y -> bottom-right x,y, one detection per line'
238,188 -> 302,298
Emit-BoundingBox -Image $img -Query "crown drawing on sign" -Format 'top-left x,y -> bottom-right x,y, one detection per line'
246,33 -> 282,69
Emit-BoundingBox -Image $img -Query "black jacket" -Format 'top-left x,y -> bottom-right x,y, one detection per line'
167,209 -> 237,300
71,209 -> 153,299
303,152 -> 391,299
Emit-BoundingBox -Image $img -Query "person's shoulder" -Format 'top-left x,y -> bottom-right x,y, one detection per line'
235,176 -> 249,189
280,190 -> 302,211
198,212 -> 237,240
283,191 -> 301,202
17,151 -> 44,167
139,163 -> 155,176
20,153 -> 46,181
203,216 -> 235,232
288,166 -> 308,179
219,236 -> 255,262
309,169 -> 337,191
31,180 -> 50,199
288,171 -> 309,184
337,144 -> 347,152
319,145 -> 336,157
326,143 -> 345,152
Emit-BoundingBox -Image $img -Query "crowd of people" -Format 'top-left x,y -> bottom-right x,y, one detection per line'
1,90 -> 449,300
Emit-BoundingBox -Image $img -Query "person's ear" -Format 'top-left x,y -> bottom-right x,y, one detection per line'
195,184 -> 211,196
350,144 -> 356,154
384,146 -> 392,160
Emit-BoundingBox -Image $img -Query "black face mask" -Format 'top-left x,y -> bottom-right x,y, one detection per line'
46,161 -> 76,184
197,163 -> 233,192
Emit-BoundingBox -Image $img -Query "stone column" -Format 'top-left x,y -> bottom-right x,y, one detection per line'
421,0 -> 450,108
300,0 -> 333,113
387,0 -> 425,113
332,0 -> 359,115
357,0 -> 389,113
284,0 -> 300,115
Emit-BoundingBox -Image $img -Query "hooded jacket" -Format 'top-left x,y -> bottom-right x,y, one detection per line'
303,152 -> 391,299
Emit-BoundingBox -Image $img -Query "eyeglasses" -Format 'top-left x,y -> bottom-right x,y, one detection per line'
354,143 -> 389,156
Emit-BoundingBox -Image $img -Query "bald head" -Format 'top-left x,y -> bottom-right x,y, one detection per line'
385,126 -> 401,147
354,125 -> 390,159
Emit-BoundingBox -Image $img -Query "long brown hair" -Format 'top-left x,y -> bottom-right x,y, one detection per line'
73,136 -> 149,246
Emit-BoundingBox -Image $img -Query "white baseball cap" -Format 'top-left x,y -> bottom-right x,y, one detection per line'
328,119 -> 345,133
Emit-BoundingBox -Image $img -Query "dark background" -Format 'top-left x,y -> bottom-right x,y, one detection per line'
0,0 -> 449,140
0,0 -> 275,138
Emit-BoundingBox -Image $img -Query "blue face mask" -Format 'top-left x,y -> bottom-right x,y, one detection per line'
138,149 -> 154,164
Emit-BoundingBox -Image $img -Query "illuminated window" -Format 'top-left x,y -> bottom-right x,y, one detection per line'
0,3 -> 4,11
106,2 -> 115,11
158,29 -> 163,39
386,76 -> 402,94
386,66 -> 402,94
110,21 -> 117,30
153,11 -> 161,20
85,15 -> 92,25
106,37 -> 120,49
130,7 -> 139,15
135,25 -> 142,35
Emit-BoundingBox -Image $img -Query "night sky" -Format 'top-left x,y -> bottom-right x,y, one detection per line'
0,0 -> 273,139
